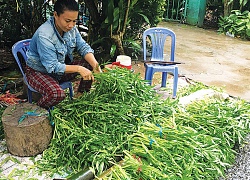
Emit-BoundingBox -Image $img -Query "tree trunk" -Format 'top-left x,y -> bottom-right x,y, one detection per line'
2,103 -> 52,156
83,0 -> 103,44
224,0 -> 233,17
111,34 -> 125,55
84,0 -> 100,23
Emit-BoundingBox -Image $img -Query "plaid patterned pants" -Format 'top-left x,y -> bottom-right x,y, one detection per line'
26,59 -> 92,109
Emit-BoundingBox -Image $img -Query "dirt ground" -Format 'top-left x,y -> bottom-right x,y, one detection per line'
132,21 -> 250,101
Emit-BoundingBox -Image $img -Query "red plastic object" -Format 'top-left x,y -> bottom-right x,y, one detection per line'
112,61 -> 132,70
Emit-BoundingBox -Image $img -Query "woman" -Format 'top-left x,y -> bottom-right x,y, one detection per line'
26,0 -> 102,109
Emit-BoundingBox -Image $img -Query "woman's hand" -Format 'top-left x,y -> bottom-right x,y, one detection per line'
65,65 -> 95,81
84,53 -> 102,74
93,64 -> 103,73
77,66 -> 94,80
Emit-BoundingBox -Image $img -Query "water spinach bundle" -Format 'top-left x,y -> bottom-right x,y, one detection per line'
37,68 -> 177,176
36,68 -> 250,179
96,99 -> 250,180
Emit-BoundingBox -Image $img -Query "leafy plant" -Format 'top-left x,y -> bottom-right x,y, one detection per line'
36,68 -> 173,176
0,1 -> 23,48
0,0 -> 52,48
94,98 -> 250,179
84,0 -> 166,63
227,0 -> 250,11
178,81 -> 210,97
218,10 -> 250,40
34,68 -> 250,179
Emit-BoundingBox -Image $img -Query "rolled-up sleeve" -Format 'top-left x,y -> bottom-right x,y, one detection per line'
74,28 -> 94,57
37,35 -> 65,74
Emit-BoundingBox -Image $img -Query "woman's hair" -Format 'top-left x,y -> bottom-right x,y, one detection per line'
54,0 -> 79,16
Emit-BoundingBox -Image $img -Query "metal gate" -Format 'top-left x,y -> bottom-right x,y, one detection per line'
164,0 -> 188,23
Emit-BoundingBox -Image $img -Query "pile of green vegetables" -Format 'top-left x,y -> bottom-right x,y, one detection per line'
36,68 -> 250,179
110,98 -> 250,179
37,68 -> 177,176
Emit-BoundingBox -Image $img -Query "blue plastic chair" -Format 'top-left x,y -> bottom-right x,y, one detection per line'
12,39 -> 74,103
143,27 -> 179,98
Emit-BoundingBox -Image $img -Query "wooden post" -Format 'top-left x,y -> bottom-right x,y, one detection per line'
1,103 -> 53,157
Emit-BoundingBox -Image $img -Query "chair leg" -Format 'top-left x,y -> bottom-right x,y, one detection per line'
69,86 -> 74,99
145,67 -> 153,85
172,67 -> 178,98
161,72 -> 168,87
27,89 -> 33,103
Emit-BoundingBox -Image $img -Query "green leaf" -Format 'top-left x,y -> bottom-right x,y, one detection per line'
246,29 -> 250,37
131,0 -> 139,7
138,13 -> 150,24
107,0 -> 114,24
110,44 -> 117,58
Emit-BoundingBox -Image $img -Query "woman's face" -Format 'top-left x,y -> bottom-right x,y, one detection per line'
54,10 -> 78,34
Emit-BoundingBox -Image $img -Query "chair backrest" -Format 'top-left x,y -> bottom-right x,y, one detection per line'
12,39 -> 74,100
143,27 -> 176,62
12,39 -> 31,85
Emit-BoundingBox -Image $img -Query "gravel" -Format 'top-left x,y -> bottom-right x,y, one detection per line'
223,134 -> 250,180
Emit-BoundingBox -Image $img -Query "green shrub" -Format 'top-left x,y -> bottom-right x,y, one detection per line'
0,0 -> 50,48
218,10 -> 250,40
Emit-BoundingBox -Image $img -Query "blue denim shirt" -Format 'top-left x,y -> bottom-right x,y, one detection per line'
26,17 -> 94,75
